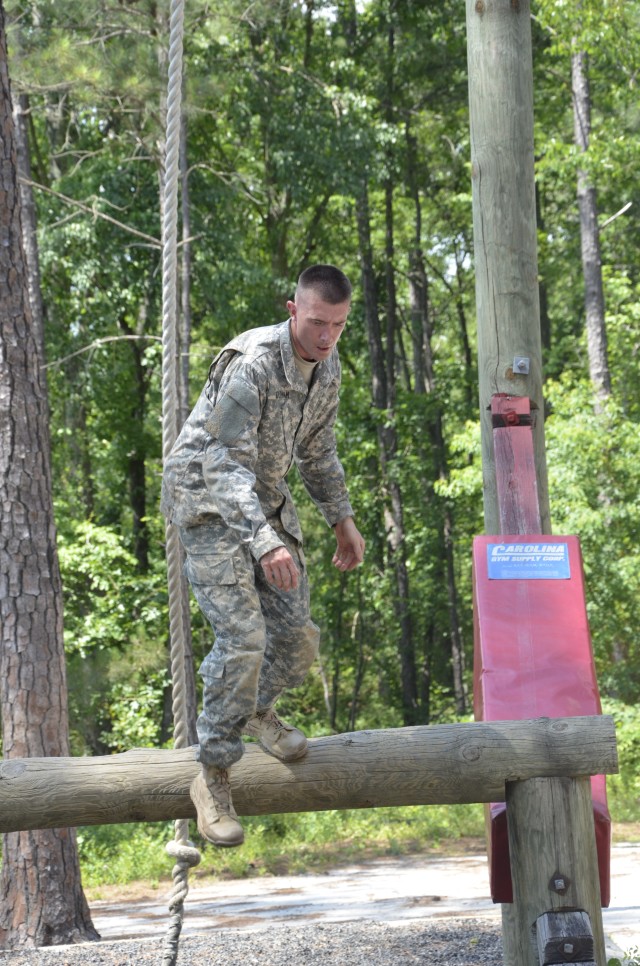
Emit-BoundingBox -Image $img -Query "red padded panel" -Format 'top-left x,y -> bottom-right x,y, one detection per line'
472,534 -> 611,905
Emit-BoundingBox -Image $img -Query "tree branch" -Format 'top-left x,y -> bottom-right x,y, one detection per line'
41,335 -> 162,370
20,178 -> 162,248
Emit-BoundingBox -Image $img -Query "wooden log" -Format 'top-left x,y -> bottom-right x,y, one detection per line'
505,776 -> 606,966
535,909 -> 594,965
0,716 -> 617,833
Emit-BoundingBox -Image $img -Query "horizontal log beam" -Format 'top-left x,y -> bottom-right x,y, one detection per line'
0,716 -> 617,833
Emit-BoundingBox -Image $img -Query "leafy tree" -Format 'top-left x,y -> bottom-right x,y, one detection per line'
3,0 -> 640,781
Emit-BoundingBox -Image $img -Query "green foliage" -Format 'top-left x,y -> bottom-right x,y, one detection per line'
602,699 -> 640,820
608,947 -> 640,966
102,670 -> 171,752
58,522 -> 147,657
57,521 -> 171,754
78,803 -> 486,890
77,823 -> 176,890
545,379 -> 640,699
5,0 -> 483,736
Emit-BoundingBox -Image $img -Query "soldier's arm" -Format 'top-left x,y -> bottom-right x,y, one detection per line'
295,393 -> 354,527
202,362 -> 284,561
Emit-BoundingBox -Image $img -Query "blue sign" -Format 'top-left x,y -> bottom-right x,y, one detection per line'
487,542 -> 571,580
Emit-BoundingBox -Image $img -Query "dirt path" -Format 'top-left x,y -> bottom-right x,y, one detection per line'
88,845 -> 640,959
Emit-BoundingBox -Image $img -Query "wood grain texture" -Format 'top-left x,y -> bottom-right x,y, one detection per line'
535,909 -> 594,965
0,716 -> 617,833
506,777 -> 606,966
465,0 -> 550,533
493,423 -> 542,534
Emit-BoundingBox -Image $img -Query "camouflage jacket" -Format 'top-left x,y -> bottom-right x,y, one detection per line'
161,320 -> 354,561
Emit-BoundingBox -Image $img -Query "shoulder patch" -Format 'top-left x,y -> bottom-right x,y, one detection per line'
224,376 -> 261,417
204,372 -> 261,444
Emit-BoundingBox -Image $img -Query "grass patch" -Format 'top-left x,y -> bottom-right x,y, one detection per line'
80,803 -> 486,896
79,804 -> 640,900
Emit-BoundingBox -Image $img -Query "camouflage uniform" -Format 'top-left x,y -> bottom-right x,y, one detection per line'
161,320 -> 353,769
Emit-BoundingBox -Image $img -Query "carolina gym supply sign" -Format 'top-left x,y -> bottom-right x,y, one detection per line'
487,542 -> 571,580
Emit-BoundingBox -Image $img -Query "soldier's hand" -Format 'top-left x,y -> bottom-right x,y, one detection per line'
332,517 -> 365,572
260,546 -> 300,591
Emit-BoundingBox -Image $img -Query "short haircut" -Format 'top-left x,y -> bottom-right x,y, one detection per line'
296,264 -> 352,305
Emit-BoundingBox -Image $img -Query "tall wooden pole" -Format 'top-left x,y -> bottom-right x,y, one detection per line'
466,0 -> 551,534
466,3 -> 609,962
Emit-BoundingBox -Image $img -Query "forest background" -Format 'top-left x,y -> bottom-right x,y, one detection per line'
2,0 -> 640,891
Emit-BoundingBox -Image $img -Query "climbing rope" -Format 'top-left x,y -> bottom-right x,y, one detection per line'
160,0 -> 201,964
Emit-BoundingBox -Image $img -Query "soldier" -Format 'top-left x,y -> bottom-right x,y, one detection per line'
161,264 -> 365,847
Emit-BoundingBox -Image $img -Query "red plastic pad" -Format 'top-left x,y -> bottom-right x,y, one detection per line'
472,534 -> 611,905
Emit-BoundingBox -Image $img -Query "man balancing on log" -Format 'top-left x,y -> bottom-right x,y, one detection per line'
161,264 -> 365,847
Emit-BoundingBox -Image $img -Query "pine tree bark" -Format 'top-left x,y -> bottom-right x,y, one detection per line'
12,93 -> 45,360
0,4 -> 98,947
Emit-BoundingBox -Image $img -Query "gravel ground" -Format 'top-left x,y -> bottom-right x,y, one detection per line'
0,919 -> 503,966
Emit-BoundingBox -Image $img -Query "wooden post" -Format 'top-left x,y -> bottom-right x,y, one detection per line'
465,6 -> 611,961
506,777 -> 606,965
465,0 -> 550,534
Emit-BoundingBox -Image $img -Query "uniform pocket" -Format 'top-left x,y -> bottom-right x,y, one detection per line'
185,553 -> 237,587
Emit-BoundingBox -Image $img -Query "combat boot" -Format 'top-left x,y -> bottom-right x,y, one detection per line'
243,708 -> 308,761
189,765 -> 244,847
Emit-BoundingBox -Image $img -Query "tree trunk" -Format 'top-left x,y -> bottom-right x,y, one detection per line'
329,575 -> 346,732
356,186 -> 387,409
346,579 -> 367,731
12,93 -> 45,361
118,311 -> 150,573
405,123 -> 433,397
0,6 -> 98,946
406,124 -> 467,716
443,509 -> 466,713
535,180 -> 552,353
383,180 -> 417,724
571,48 -> 611,403
451,242 -> 475,412
377,5 -> 418,723
356,183 -> 418,725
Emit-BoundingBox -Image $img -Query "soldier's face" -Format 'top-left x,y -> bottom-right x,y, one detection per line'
287,291 -> 350,363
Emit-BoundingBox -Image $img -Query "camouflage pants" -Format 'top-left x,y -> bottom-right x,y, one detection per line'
179,521 -> 320,769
